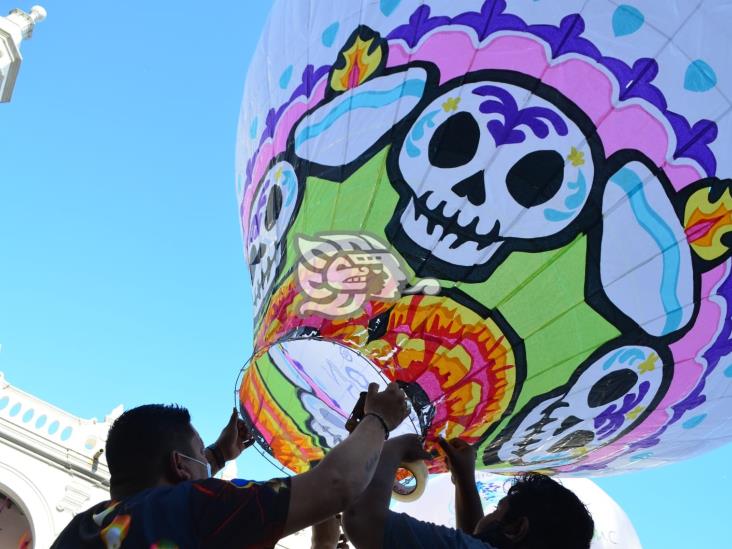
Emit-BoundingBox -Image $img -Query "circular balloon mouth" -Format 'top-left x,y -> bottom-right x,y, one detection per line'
393,466 -> 418,495
391,460 -> 429,502
236,336 -> 423,474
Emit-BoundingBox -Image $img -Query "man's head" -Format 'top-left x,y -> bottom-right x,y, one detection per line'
474,473 -> 594,549
106,404 -> 210,498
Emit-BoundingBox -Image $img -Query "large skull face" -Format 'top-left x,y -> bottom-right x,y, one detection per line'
246,161 -> 300,317
490,344 -> 668,471
389,75 -> 597,281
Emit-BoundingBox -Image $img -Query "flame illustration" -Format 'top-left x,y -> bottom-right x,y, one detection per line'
330,31 -> 385,92
684,185 -> 732,262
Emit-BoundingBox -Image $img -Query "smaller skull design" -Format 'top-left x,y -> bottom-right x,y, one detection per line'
246,161 -> 300,317
390,75 -> 597,282
491,344 -> 667,471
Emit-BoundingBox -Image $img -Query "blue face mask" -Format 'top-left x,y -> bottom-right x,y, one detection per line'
179,453 -> 212,478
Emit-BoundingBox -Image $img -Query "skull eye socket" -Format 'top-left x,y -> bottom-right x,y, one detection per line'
428,112 -> 480,169
265,185 -> 283,231
506,150 -> 565,208
588,369 -> 639,408
547,430 -> 594,453
249,243 -> 265,265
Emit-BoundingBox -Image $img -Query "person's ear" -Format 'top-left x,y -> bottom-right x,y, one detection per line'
504,516 -> 529,543
168,451 -> 192,482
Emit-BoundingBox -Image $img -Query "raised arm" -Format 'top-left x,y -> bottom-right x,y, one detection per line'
438,437 -> 483,534
342,434 -> 430,549
205,408 -> 255,476
282,382 -> 409,537
311,515 -> 349,549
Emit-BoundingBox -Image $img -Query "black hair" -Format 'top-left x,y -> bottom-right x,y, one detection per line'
106,404 -> 196,493
503,473 -> 594,549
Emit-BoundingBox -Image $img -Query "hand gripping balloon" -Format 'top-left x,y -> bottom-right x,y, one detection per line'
237,0 -> 732,481
345,390 -> 429,501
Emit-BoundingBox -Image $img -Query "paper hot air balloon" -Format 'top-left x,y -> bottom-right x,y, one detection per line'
236,0 -> 732,477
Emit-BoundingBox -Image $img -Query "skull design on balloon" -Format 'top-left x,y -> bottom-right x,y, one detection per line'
237,3 -> 732,477
387,75 -> 597,282
245,161 -> 301,318
492,342 -> 670,470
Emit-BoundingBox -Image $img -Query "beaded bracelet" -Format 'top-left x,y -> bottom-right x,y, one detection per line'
206,444 -> 226,470
363,412 -> 390,440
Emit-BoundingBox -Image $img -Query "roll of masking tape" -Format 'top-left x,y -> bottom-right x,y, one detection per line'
391,460 -> 428,502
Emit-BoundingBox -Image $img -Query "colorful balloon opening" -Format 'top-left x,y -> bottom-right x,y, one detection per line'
237,337 -> 422,473
393,466 -> 418,496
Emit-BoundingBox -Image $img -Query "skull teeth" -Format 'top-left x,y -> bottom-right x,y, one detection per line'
398,195 -> 506,267
425,191 -> 441,211
457,209 -> 477,229
415,211 -> 444,240
251,251 -> 277,312
426,217 -> 438,236
414,193 -> 501,247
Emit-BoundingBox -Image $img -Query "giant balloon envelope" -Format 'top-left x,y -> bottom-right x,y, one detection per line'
236,0 -> 732,476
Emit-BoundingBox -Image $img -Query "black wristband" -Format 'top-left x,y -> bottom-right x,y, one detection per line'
363,413 -> 390,440
207,444 -> 226,469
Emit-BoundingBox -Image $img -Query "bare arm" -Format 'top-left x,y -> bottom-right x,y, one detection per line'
342,435 -> 429,549
311,515 -> 349,549
438,438 -> 483,534
453,469 -> 483,534
282,383 -> 409,537
206,408 -> 255,476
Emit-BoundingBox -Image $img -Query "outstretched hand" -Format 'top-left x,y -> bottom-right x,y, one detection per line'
364,382 -> 410,431
437,437 -> 476,482
312,515 -> 350,549
215,408 -> 255,462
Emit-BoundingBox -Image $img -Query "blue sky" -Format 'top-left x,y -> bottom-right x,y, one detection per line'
1,1 -> 730,547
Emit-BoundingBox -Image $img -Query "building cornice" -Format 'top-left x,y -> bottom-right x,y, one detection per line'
0,5 -> 46,102
0,372 -> 117,486
0,418 -> 109,487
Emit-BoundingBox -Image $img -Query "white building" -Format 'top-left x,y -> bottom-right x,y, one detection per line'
0,5 -> 45,102
0,5 -> 309,547
0,7 -> 116,546
0,372 -> 117,548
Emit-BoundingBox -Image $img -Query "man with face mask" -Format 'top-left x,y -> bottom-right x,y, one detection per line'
51,382 -> 410,548
343,435 -> 595,549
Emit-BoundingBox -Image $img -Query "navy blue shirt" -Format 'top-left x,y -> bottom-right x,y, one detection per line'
51,477 -> 290,549
384,511 -> 494,549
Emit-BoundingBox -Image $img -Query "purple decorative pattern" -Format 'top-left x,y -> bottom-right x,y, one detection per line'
386,5 -> 452,48
576,270 -> 732,469
671,272 -> 732,421
594,381 -> 651,441
384,0 -> 718,176
473,84 -> 569,145
620,273 -> 732,454
245,64 -> 331,187
245,0 -> 719,189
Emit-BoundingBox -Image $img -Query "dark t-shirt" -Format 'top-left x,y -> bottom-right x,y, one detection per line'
384,511 -> 494,549
51,477 -> 290,549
